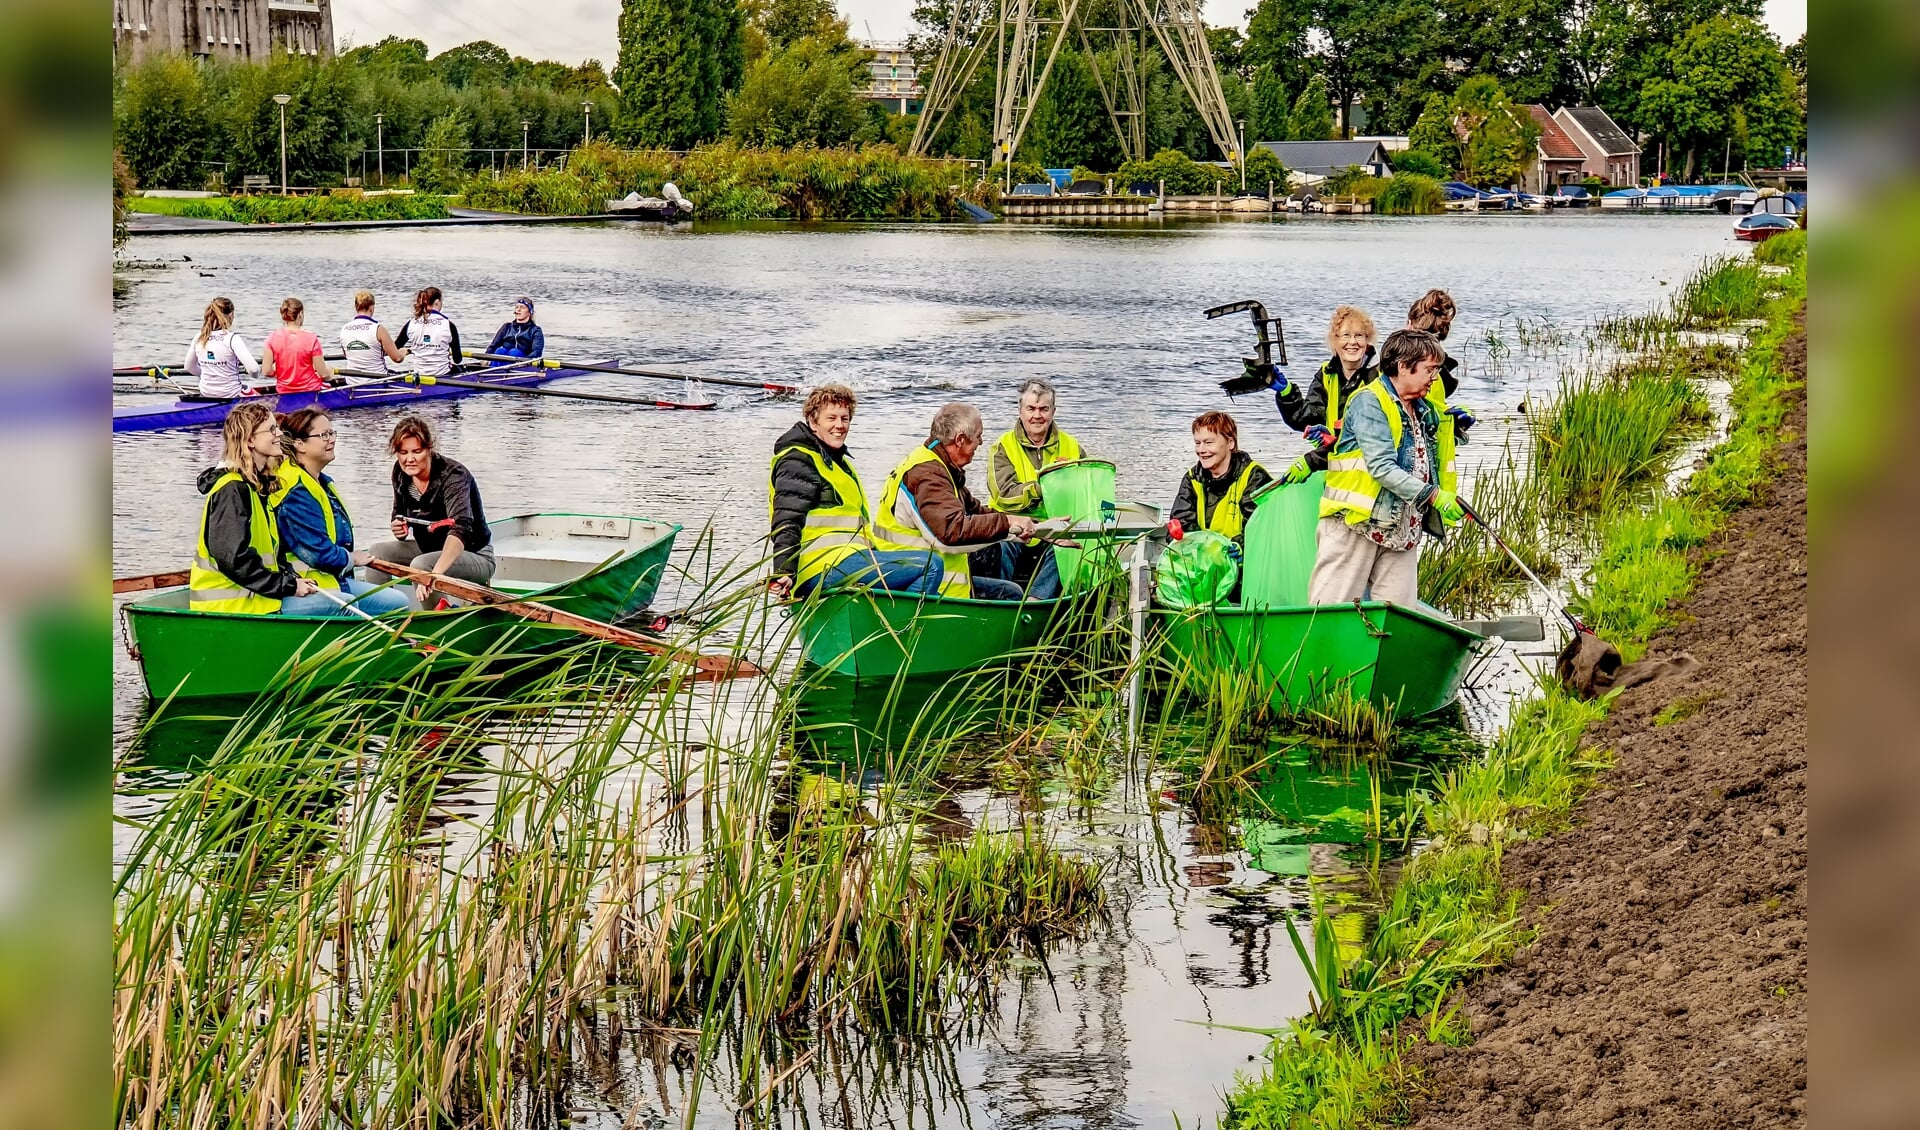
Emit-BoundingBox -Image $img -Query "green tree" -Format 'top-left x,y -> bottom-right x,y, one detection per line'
1244,0 -> 1314,96
1285,74 -> 1334,140
113,55 -> 212,189
728,35 -> 865,146
615,0 -> 744,147
1249,73 -> 1290,145
1451,75 -> 1538,186
412,113 -> 471,193
1244,145 -> 1288,193
1407,93 -> 1459,171
760,0 -> 843,50
1026,50 -> 1120,169
432,41 -> 515,88
1389,148 -> 1448,178
1639,14 -> 1798,176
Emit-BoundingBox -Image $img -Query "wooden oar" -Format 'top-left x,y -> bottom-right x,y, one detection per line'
313,585 -> 444,654
363,559 -> 761,680
114,569 -> 190,594
404,373 -> 716,411
474,353 -> 801,396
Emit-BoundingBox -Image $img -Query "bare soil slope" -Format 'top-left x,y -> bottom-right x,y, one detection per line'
1408,320 -> 1808,1129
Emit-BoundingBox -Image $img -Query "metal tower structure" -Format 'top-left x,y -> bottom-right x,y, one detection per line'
909,0 -> 1240,173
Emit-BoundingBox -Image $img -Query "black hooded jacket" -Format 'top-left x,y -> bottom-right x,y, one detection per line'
1169,449 -> 1272,537
769,421 -> 860,580
1274,351 -> 1379,432
195,465 -> 301,599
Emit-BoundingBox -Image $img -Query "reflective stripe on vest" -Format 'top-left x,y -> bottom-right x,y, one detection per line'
769,444 -> 871,587
987,427 -> 1084,513
1191,459 -> 1262,540
1319,379 -> 1448,525
189,472 -> 283,614
869,445 -> 974,599
1321,362 -> 1345,426
270,461 -> 344,589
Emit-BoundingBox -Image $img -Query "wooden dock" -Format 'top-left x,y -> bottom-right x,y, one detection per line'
999,195 -> 1158,219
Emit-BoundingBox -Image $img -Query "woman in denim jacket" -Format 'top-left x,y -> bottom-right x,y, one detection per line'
1307,329 -> 1465,605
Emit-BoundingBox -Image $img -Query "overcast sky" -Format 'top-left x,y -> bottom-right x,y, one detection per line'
334,0 -> 1806,68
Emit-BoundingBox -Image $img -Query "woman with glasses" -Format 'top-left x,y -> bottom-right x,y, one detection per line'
188,402 -> 315,614
1270,305 -> 1379,480
269,406 -> 412,616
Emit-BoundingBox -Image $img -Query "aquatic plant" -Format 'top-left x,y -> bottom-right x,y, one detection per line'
1751,229 -> 1806,265
1419,446 -> 1560,618
1675,254 -> 1771,326
128,192 -> 453,223
1533,363 -> 1711,509
1375,173 -> 1445,215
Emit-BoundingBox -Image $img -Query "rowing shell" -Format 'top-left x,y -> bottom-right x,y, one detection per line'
111,361 -> 608,434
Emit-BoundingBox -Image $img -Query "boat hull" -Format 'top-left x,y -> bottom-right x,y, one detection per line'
1159,601 -> 1481,718
795,589 -> 1066,678
123,512 -> 680,699
112,363 -> 597,434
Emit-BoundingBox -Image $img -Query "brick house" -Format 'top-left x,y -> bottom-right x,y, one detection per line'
1521,105 -> 1590,192
1554,106 -> 1641,186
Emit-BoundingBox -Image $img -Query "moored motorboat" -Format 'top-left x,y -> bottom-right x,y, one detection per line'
121,512 -> 681,699
1734,211 -> 1798,242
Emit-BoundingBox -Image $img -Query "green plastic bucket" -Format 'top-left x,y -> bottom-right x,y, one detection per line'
1036,459 -> 1118,592
1239,472 -> 1325,608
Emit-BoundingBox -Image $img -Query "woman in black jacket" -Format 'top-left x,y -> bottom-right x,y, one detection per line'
1273,305 -> 1380,478
364,414 -> 495,604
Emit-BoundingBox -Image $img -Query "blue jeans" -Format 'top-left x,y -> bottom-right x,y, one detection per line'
996,541 -> 1063,600
970,575 -> 1026,601
277,577 -> 413,617
797,550 -> 944,597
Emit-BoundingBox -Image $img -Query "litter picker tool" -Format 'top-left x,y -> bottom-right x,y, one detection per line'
1456,498 -> 1624,692
1205,299 -> 1290,396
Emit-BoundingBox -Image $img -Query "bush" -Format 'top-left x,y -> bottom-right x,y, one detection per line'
127,194 -> 452,223
1389,149 -> 1449,179
1376,173 -> 1445,215
1115,149 -> 1223,195
411,113 -> 472,195
114,151 -> 137,249
1244,147 -> 1288,194
1751,229 -> 1806,265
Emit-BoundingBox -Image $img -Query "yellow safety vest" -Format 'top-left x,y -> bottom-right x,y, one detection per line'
1320,380 -> 1452,526
1425,382 -> 1460,526
868,445 -> 975,599
269,461 -> 344,590
769,444 -> 871,588
987,427 -> 1083,513
1191,459 -> 1265,540
189,471 -> 284,614
1319,361 -> 1351,427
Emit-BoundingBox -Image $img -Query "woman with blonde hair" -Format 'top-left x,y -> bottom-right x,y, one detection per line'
187,401 -> 315,614
337,290 -> 409,382
262,297 -> 329,394
1272,305 -> 1380,479
183,296 -> 262,399
394,286 -> 462,376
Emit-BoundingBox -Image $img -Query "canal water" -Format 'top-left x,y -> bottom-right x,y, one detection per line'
113,213 -> 1737,1127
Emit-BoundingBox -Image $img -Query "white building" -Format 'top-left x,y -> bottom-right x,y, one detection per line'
859,43 -> 921,115
113,0 -> 335,65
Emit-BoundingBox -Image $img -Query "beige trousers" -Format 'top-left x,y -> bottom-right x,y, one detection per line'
1307,516 -> 1420,606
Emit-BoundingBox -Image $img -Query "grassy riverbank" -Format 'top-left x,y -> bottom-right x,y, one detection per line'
127,192 -> 453,223
461,141 -> 987,220
1223,241 -> 1807,1126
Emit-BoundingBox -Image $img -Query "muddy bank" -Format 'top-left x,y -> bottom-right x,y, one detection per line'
1407,315 -> 1808,1129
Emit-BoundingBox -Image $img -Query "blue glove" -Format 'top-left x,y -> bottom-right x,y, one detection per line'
1304,424 -> 1333,448
1225,541 -> 1243,562
1445,405 -> 1477,430
1269,368 -> 1292,395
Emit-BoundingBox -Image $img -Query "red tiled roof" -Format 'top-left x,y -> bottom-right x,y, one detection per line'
1525,105 -> 1587,160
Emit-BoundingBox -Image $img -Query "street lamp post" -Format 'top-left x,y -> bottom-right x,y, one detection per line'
1238,119 -> 1248,193
522,120 -> 531,169
582,101 -> 593,146
273,93 -> 292,194
376,112 -> 384,187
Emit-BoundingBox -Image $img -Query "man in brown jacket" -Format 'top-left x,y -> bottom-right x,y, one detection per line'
871,403 -> 1058,600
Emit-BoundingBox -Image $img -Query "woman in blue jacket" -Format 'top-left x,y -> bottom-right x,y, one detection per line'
270,406 -> 412,616
485,296 -> 545,359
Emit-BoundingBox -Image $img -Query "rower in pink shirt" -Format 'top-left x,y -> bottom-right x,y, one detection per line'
262,296 -> 328,394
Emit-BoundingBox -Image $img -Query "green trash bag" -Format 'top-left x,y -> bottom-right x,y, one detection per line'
1240,471 -> 1325,608
1155,530 -> 1241,609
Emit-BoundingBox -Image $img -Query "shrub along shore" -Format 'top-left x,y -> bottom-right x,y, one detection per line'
1222,241 -> 1807,1125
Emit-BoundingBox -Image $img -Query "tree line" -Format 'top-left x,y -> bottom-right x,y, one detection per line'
113,0 -> 1803,192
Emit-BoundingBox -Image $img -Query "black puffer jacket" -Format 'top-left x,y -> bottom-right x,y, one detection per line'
1275,351 -> 1378,432
195,465 -> 301,599
1169,450 -> 1273,538
769,421 -> 861,581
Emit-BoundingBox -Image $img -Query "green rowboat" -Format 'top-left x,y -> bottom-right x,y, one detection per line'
123,513 -> 680,700
794,589 -> 1067,678
1158,601 -> 1482,718
1155,473 -> 1483,718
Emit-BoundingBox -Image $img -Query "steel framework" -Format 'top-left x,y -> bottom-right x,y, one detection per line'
908,0 -> 1240,173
